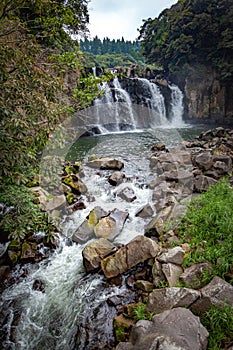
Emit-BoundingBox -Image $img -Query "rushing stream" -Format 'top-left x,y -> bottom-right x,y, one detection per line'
0,77 -> 210,349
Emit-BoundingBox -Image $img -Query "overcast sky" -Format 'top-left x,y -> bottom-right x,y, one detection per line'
88,0 -> 177,41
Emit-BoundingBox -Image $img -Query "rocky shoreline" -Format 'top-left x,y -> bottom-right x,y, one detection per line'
0,127 -> 233,349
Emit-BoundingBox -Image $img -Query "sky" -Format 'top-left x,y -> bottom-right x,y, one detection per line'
88,0 -> 177,41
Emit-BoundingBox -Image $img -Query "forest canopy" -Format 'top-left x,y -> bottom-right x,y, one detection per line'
139,0 -> 233,82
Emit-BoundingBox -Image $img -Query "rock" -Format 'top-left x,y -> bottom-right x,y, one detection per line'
94,217 -> 116,239
116,307 -> 208,350
94,209 -> 129,241
0,265 -> 10,283
108,171 -> 125,186
114,314 -> 136,342
158,246 -> 185,265
82,238 -> 117,273
86,157 -> 124,170
151,143 -> 166,152
21,242 -> 37,260
117,187 -> 136,202
72,207 -> 109,244
194,175 -> 217,192
135,280 -> 154,292
146,287 -> 201,314
164,170 -> 193,184
162,263 -> 183,287
29,186 -> 50,211
191,276 -> 233,314
62,174 -> 87,194
108,209 -> 129,240
101,236 -> 161,279
145,206 -> 173,236
179,263 -> 213,289
45,194 -> 67,212
135,204 -> 153,218
194,151 -> 213,170
59,183 -> 72,194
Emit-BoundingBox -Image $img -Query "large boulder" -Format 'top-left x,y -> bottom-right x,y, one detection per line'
179,263 -> 213,289
86,157 -> 124,170
72,207 -> 128,244
101,236 -> 161,279
72,207 -> 109,244
162,263 -> 183,287
117,187 -> 136,202
191,276 -> 233,314
194,175 -> 217,193
116,307 -> 209,350
146,287 -> 201,314
108,171 -> 125,186
62,174 -> 87,194
158,246 -> 185,265
82,238 -> 117,273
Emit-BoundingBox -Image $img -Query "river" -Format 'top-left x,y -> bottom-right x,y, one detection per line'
0,77 -> 212,349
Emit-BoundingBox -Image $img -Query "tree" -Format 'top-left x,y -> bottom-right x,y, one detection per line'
138,0 -> 233,82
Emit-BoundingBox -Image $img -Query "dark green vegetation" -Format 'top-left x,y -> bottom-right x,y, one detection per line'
80,36 -> 145,67
0,0 -> 107,245
139,0 -> 233,82
178,178 -> 233,282
201,304 -> 233,350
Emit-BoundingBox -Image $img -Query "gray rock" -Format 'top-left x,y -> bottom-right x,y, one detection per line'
72,206 -> 109,244
101,236 -> 161,279
117,187 -> 136,202
194,152 -> 213,170
158,247 -> 185,265
135,204 -> 153,218
82,238 -> 117,273
179,263 -> 213,289
117,307 -> 208,350
146,287 -> 201,314
45,194 -> 66,211
194,175 -> 217,192
86,157 -> 124,170
162,263 -> 183,287
191,276 -> 233,314
108,171 -> 125,186
94,209 -> 128,241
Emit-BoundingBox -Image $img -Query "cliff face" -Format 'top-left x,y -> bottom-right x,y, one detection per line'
176,64 -> 233,122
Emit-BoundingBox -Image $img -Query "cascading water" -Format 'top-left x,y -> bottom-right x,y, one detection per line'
169,84 -> 185,127
112,77 -> 136,130
92,76 -> 185,133
137,78 -> 167,126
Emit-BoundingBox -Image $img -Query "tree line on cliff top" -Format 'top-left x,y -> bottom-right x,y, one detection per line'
139,0 -> 233,83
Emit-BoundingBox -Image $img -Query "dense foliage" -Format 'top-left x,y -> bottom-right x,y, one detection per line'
139,0 -> 233,82
178,178 -> 233,281
80,36 -> 145,67
0,0 -> 99,242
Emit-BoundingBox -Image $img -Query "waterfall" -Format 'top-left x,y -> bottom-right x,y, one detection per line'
169,84 -> 185,127
137,78 -> 167,126
92,77 -> 185,134
112,77 -> 136,130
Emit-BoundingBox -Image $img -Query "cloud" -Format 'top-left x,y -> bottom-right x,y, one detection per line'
88,0 -> 177,40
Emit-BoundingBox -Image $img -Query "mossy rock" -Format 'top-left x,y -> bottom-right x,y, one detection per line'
21,242 -> 37,260
88,210 -> 98,227
62,175 -> 87,194
114,314 -> 135,342
8,250 -> 21,265
8,240 -> 21,252
66,193 -> 75,205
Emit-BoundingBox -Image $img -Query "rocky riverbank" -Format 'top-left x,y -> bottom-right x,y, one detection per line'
76,127 -> 233,349
1,127 -> 233,349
